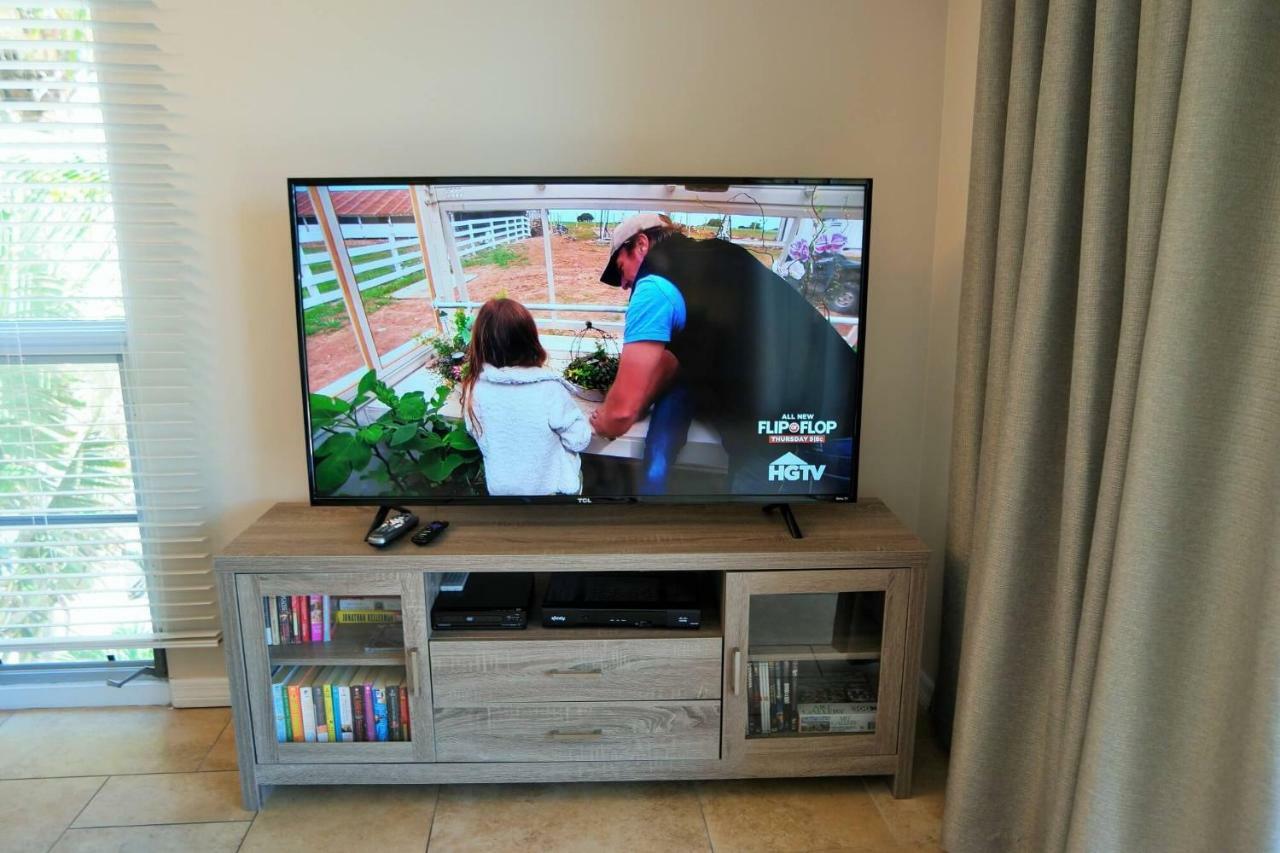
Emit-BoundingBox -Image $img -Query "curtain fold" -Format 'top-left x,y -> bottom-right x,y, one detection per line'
939,1 -> 1280,851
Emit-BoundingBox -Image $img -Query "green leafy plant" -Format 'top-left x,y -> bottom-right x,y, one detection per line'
563,342 -> 619,392
309,369 -> 483,496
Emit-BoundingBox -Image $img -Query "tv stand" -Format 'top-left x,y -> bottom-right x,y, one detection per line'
216,500 -> 928,810
763,502 -> 804,539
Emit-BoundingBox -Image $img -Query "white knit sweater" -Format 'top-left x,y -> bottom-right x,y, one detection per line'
465,364 -> 592,496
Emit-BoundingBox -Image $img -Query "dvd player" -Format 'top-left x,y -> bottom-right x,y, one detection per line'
541,572 -> 704,629
431,572 -> 532,630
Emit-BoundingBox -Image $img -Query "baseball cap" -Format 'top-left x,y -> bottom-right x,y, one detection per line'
599,213 -> 672,286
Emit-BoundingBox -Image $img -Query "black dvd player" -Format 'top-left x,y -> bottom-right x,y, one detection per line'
541,572 -> 704,629
431,572 -> 532,630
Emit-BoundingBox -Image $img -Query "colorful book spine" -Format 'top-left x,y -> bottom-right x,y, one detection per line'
263,598 -> 272,646
372,675 -> 389,742
314,675 -> 328,742
322,595 -> 332,642
299,682 -> 317,743
334,610 -> 401,624
337,683 -> 353,742
363,681 -> 376,742
285,676 -> 302,742
388,684 -> 401,742
323,679 -> 337,744
399,684 -> 411,741
351,672 -> 366,742
270,667 -> 291,742
292,595 -> 305,643
309,595 -> 324,643
277,596 -> 293,644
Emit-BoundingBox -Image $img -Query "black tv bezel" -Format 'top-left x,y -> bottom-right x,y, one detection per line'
289,176 -> 872,507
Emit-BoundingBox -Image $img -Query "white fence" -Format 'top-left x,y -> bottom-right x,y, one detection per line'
298,214 -> 531,309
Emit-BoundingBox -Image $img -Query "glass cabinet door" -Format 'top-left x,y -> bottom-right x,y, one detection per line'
235,572 -> 433,764
722,569 -> 908,763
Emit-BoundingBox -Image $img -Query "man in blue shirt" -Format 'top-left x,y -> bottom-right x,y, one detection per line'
591,212 -> 859,496
589,215 -> 691,493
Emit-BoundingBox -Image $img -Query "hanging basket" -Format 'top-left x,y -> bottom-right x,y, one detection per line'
563,321 -> 620,401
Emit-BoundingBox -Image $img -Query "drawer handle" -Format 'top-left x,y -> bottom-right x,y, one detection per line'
732,648 -> 742,696
546,728 -> 604,741
545,668 -> 604,676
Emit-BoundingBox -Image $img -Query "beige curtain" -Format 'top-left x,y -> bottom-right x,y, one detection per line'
939,1 -> 1280,851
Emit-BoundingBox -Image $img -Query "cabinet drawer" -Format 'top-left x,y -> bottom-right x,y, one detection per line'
433,701 -> 721,762
429,638 -> 722,705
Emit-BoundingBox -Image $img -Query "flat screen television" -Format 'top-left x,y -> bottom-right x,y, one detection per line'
290,177 -> 870,504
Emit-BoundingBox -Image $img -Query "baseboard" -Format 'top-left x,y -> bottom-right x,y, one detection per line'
0,678 -> 170,710
919,671 -> 935,710
169,676 -> 231,708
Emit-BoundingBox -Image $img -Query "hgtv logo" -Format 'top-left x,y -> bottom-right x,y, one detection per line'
767,452 -> 826,483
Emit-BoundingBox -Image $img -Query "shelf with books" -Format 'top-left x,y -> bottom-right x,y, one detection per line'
270,664 -> 414,745
744,658 -> 879,739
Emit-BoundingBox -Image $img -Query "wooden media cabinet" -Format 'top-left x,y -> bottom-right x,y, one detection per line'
216,499 -> 928,810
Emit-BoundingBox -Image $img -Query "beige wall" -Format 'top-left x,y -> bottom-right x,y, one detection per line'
160,1 -> 973,686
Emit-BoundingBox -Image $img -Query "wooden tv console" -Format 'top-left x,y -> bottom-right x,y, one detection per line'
216,499 -> 928,810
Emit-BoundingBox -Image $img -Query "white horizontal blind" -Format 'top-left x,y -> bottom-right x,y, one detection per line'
0,2 -> 218,661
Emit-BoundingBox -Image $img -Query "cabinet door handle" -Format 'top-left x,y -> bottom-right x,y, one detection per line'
732,648 -> 742,696
545,668 -> 603,676
407,647 -> 421,698
546,728 -> 604,741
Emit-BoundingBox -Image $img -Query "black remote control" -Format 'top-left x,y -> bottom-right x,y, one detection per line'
366,511 -> 418,548
411,520 -> 449,546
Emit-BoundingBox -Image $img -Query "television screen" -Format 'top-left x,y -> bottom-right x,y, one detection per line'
291,178 -> 870,503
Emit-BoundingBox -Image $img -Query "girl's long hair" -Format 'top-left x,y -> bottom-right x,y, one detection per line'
459,298 -> 547,435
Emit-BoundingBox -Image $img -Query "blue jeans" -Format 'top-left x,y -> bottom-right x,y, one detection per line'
639,383 -> 693,495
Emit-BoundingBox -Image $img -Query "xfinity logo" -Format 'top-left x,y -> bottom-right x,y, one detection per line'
767,452 -> 826,482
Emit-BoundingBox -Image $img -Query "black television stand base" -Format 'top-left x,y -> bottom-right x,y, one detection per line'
763,503 -> 804,539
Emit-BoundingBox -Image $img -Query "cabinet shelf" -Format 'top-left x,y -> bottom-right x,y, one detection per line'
267,627 -> 405,666
748,633 -> 881,663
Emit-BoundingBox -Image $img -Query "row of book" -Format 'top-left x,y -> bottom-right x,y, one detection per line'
263,595 -> 402,646
748,660 -> 878,736
271,665 -> 411,743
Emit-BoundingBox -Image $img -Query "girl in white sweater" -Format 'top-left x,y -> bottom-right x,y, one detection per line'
459,298 -> 591,495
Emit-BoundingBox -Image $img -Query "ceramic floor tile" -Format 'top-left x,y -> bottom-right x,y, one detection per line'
51,822 -> 250,853
866,717 -> 948,849
428,781 -> 710,853
73,770 -> 254,827
198,721 -> 239,771
239,785 -> 436,853
697,777 -> 900,853
0,707 -> 229,779
0,776 -> 105,853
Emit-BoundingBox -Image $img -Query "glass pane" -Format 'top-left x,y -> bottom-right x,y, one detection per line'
262,593 -> 411,744
745,590 -> 883,738
0,7 -> 125,323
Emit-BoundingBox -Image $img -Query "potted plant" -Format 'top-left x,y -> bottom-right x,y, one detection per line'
418,308 -> 473,390
562,323 -> 619,402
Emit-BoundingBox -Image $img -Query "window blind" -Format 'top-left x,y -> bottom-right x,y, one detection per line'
0,1 -> 218,661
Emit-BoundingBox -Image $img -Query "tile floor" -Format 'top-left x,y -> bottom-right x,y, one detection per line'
0,707 -> 947,853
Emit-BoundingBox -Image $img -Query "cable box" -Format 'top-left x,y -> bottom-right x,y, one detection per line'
541,572 -> 704,629
431,572 -> 532,630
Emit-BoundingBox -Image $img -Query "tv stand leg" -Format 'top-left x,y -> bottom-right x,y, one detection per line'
763,503 -> 803,539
